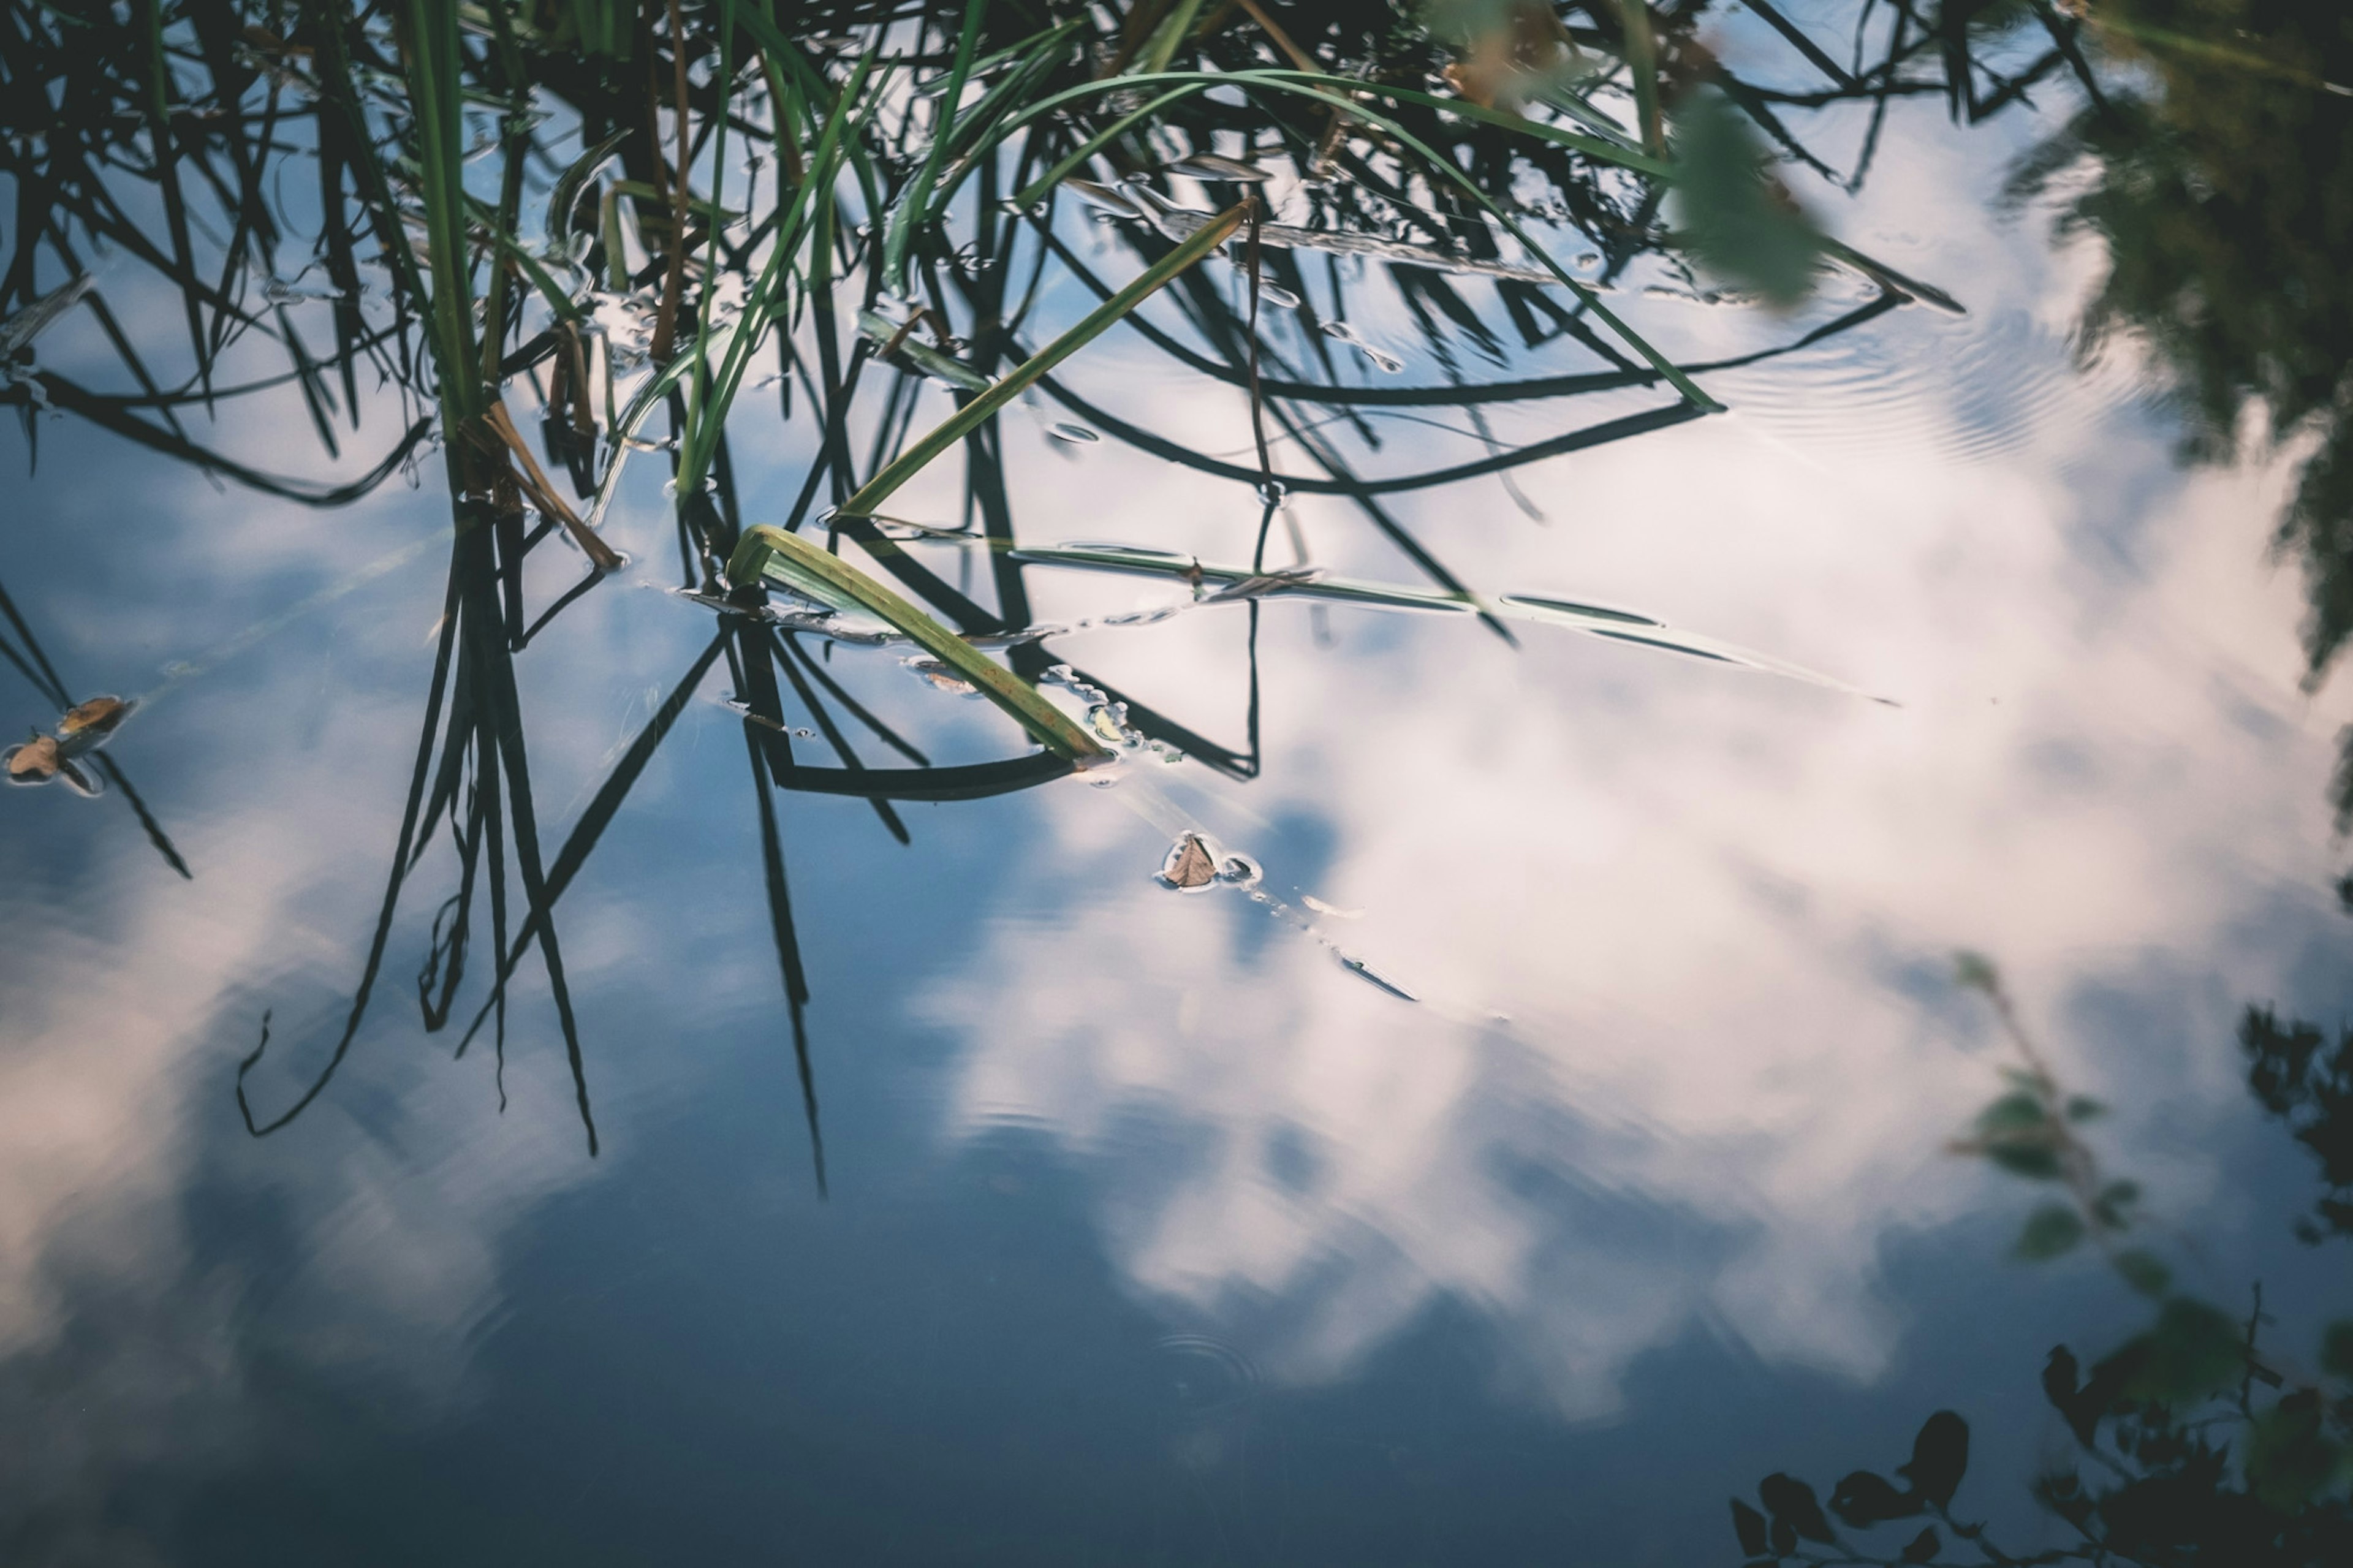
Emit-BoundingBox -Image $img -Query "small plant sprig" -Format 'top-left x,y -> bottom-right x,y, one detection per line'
1946,951 -> 2169,1295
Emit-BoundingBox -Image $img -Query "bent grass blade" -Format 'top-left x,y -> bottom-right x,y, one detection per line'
729,526 -> 1110,765
1009,545 -> 1888,700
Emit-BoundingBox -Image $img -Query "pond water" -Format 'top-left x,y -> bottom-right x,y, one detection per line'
5,4 -> 2352,1565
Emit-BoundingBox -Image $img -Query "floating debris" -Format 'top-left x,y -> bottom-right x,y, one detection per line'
57,695 -> 134,747
4,732 -> 100,796
1159,830 -> 1219,892
902,657 -> 978,695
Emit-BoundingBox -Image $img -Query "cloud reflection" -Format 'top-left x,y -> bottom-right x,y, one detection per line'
927,154 -> 2352,1419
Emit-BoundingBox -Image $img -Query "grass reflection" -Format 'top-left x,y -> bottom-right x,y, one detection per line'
0,3 -> 2085,1167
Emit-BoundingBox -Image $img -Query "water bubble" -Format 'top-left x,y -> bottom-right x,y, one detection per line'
1047,422 -> 1099,444
1318,319 -> 1401,372
1214,853 -> 1263,888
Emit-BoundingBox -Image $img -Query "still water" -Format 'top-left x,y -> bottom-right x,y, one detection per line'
4,4 -> 2352,1564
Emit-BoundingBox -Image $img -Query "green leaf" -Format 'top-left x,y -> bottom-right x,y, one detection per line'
2322,1319 -> 2353,1381
2112,1249 -> 2171,1299
1667,87 -> 1826,309
1953,950 -> 2000,993
1985,1142 -> 2063,1180
1977,1091 -> 2050,1136
2015,1203 -> 2085,1260
2123,1298 -> 2244,1404
727,528 -> 1110,767
2246,1392 -> 2340,1509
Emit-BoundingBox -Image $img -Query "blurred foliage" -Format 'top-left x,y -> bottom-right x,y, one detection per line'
2241,1004 -> 2353,1243
1732,955 -> 2353,1566
1733,953 -> 2353,1567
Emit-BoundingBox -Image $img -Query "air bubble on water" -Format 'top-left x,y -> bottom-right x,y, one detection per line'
795,727 -> 815,739
1215,853 -> 1263,888
1318,319 -> 1401,372
1048,422 -> 1099,444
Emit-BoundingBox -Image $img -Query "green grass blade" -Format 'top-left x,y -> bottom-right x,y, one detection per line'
882,0 -> 985,290
728,526 -> 1111,764
833,199 -> 1249,520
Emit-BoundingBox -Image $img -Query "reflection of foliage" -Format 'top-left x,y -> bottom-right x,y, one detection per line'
2240,1005 -> 2353,1242
1729,955 -> 2353,1566
2005,2 -> 2353,818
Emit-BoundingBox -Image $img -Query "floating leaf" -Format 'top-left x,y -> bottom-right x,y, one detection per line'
1159,831 -> 1218,892
5,735 -> 61,785
2015,1202 -> 2085,1260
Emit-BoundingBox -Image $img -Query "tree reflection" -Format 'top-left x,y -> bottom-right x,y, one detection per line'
2007,1 -> 2353,823
1732,958 -> 2353,1567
